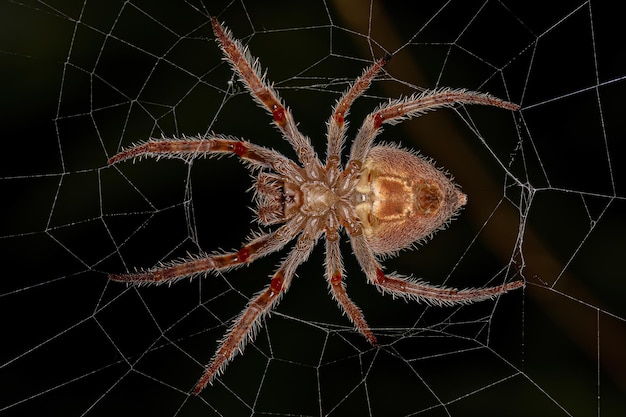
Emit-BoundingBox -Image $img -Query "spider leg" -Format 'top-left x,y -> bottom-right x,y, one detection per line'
109,214 -> 306,285
108,135 -> 303,180
349,88 -> 520,163
326,56 -> 390,175
324,227 -> 377,345
350,234 -> 524,305
211,18 -> 323,179
193,223 -> 321,394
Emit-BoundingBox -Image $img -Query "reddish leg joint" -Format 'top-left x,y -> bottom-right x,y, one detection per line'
270,271 -> 284,294
233,142 -> 248,157
375,268 -> 386,284
272,105 -> 286,126
236,236 -> 270,265
331,271 -> 342,285
373,113 -> 385,129
237,247 -> 251,263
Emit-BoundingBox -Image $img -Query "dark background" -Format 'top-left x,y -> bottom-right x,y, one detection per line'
1,1 -> 625,416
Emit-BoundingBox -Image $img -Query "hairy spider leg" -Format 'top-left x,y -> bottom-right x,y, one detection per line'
108,136 -> 303,180
211,18 -> 323,180
349,88 -> 521,163
109,214 -> 306,285
325,55 -> 390,175
193,225 -> 322,394
324,227 -> 378,345
107,19 -> 525,393
350,234 -> 524,305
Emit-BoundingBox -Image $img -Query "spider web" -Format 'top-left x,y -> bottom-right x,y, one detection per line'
1,0 -> 625,415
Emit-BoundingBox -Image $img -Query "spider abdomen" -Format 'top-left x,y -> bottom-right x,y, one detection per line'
354,145 -> 467,254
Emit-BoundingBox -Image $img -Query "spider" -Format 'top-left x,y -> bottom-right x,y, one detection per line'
108,18 -> 524,394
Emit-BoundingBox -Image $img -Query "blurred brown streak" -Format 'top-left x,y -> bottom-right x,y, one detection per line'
332,0 -> 626,392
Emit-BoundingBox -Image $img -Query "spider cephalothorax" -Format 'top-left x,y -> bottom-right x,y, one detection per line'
108,18 -> 523,394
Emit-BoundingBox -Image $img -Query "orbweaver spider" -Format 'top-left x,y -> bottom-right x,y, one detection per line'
108,18 -> 524,394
